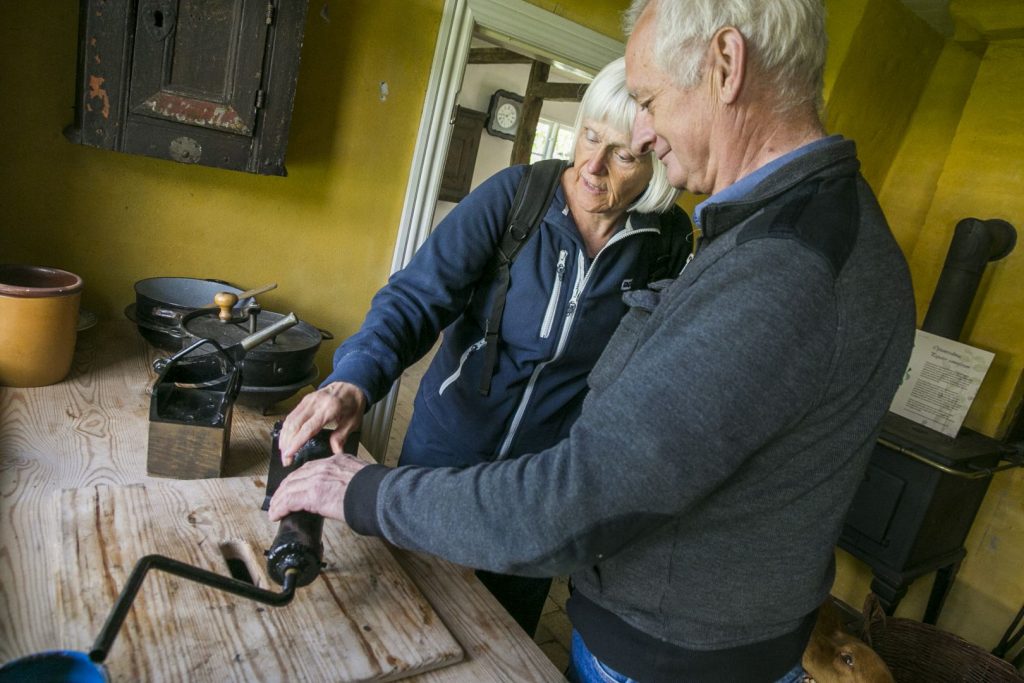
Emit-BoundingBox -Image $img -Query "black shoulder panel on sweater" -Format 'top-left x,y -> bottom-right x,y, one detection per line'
735,176 -> 860,276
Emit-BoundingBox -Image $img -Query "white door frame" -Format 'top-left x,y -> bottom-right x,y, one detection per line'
361,0 -> 624,459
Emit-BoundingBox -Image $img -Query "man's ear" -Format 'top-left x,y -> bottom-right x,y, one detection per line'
710,27 -> 746,104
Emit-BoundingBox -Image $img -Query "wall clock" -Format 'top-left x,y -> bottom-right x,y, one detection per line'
486,90 -> 524,141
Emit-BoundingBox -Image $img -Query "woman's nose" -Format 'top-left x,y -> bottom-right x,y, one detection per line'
583,150 -> 607,174
631,112 -> 656,156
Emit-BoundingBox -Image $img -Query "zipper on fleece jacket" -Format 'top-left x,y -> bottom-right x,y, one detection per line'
681,226 -> 703,274
496,223 -> 659,459
438,338 -> 487,396
539,250 -> 568,338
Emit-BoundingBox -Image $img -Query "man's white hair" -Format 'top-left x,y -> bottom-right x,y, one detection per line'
623,0 -> 827,112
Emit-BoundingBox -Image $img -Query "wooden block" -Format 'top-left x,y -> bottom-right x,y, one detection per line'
56,478 -> 463,682
147,416 -> 230,479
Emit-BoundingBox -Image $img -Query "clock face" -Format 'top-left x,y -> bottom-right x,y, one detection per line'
487,91 -> 523,140
496,102 -> 518,129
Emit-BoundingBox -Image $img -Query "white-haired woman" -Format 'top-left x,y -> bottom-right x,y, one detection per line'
277,56 -> 691,634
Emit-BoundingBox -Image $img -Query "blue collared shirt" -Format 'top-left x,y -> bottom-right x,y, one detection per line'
693,135 -> 842,227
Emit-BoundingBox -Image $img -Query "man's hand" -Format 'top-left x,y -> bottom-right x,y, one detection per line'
267,453 -> 369,523
278,381 -> 367,465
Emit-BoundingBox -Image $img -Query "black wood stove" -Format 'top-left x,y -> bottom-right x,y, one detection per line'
838,218 -> 1022,623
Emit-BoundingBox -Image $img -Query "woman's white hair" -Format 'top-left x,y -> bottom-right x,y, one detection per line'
623,0 -> 827,112
571,57 -> 679,214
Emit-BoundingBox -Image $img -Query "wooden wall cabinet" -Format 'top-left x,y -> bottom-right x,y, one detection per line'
65,0 -> 309,176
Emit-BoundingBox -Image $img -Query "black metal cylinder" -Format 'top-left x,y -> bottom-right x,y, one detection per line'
922,218 -> 1016,340
265,512 -> 325,587
263,423 -> 355,587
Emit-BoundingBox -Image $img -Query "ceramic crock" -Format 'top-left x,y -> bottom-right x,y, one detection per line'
0,264 -> 84,387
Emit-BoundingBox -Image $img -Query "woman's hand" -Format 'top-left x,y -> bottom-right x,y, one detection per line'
278,381 -> 367,465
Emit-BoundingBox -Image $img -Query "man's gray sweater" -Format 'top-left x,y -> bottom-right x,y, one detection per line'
346,137 -> 915,654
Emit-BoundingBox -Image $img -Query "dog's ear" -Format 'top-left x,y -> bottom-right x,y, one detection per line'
861,593 -> 887,647
817,596 -> 846,636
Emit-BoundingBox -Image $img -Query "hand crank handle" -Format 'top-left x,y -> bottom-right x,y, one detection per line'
89,554 -> 298,664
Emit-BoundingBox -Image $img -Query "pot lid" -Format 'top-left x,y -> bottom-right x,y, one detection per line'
182,309 -> 321,354
134,277 -> 247,309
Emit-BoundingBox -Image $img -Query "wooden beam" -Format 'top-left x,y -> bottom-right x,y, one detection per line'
467,47 -> 533,65
511,61 -> 551,166
528,82 -> 588,102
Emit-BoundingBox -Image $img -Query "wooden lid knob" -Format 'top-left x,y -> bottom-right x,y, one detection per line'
214,291 -> 239,321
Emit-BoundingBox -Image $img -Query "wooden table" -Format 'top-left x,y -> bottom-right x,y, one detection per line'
0,320 -> 565,682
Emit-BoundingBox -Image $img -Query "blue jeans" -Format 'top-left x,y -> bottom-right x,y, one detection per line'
566,630 -> 808,683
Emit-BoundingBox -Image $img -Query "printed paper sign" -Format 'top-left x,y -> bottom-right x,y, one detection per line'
889,329 -> 995,438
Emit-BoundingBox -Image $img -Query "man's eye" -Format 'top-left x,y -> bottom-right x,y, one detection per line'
616,152 -> 636,163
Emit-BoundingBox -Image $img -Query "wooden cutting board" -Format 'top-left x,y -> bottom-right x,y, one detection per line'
56,477 -> 464,682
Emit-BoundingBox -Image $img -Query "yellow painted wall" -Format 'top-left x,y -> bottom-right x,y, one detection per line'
823,0 -> 871,104
0,0 -> 629,382
824,0 -> 944,191
827,0 -> 1024,652
951,0 -> 1024,41
877,42 -> 981,257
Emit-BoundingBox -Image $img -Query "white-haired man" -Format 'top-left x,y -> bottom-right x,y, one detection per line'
269,1 -> 915,680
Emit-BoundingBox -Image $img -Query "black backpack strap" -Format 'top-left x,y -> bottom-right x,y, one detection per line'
478,159 -> 568,396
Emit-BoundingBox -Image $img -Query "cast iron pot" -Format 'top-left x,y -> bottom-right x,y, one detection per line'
127,277 -> 255,350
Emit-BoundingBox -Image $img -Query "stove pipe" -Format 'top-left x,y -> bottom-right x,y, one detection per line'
921,218 -> 1016,341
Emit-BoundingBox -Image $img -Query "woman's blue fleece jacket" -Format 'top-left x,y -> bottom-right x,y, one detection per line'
322,164 -> 691,466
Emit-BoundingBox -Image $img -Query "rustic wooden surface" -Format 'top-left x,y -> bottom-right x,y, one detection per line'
0,320 -> 566,682
58,479 -> 463,681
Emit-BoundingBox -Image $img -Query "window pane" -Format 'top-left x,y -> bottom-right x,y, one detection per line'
532,121 -> 552,157
553,126 -> 575,160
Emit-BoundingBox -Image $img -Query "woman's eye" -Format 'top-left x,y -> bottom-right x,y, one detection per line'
616,152 -> 636,163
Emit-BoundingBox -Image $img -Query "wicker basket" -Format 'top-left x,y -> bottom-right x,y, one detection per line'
859,595 -> 1023,683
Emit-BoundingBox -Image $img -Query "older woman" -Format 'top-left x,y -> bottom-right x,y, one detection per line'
277,56 -> 690,634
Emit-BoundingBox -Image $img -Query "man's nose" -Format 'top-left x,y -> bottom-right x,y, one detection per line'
631,112 -> 656,156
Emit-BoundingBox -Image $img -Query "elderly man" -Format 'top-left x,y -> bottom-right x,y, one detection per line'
269,0 -> 915,680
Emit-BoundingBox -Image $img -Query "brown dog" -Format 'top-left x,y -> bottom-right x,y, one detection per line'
801,598 -> 895,683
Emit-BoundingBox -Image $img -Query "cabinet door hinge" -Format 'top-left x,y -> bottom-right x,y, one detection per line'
255,90 -> 266,109
266,2 -> 275,25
